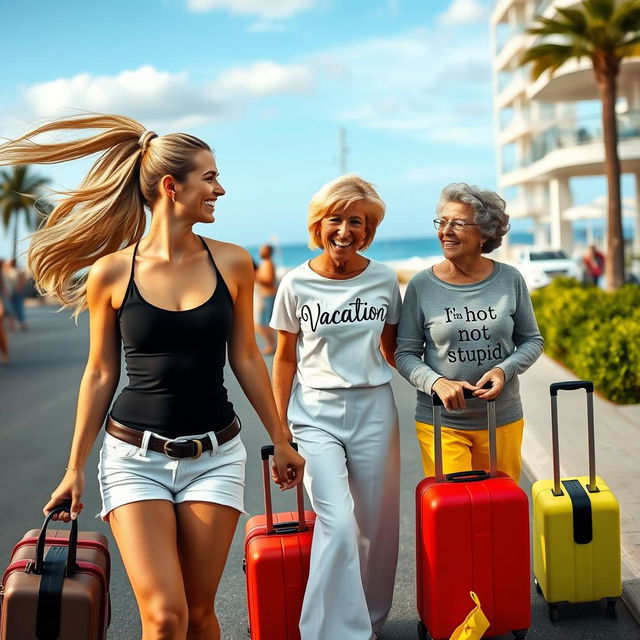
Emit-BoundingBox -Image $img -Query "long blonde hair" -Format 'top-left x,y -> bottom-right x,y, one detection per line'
0,114 -> 210,317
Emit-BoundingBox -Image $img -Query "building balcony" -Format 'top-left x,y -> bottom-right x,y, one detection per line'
491,0 -> 524,26
495,70 -> 527,109
499,110 -> 640,187
499,114 -> 548,145
526,57 -> 640,103
494,30 -> 530,72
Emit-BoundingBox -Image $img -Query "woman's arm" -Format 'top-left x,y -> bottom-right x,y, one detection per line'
272,330 -> 298,441
227,248 -> 304,488
380,322 -> 398,368
395,277 -> 476,410
44,257 -> 122,521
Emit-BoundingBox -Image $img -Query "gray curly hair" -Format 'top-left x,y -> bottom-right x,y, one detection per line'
437,183 -> 510,253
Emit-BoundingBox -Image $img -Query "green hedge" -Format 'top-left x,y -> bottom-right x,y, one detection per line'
531,278 -> 640,404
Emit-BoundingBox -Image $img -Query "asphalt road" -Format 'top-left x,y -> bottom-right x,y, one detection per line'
1,305 -> 638,639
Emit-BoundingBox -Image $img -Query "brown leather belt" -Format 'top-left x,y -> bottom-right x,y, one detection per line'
106,415 -> 241,459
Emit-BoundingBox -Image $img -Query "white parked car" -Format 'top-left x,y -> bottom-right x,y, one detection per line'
516,247 -> 582,290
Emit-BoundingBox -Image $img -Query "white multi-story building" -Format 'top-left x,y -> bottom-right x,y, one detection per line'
491,0 -> 640,254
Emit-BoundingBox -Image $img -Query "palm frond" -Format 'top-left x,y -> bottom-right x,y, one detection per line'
612,2 -> 640,32
556,8 -> 588,34
520,43 -> 580,79
527,16 -> 585,36
583,0 -> 616,22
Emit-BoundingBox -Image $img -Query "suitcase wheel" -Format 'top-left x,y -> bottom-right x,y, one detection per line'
512,629 -> 527,639
606,598 -> 617,619
534,578 -> 542,596
417,620 -> 431,640
548,603 -> 560,622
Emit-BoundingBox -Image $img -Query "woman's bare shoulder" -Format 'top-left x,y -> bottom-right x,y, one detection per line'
201,237 -> 252,271
88,246 -> 134,289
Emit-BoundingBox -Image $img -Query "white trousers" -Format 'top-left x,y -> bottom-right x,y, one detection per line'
288,383 -> 400,640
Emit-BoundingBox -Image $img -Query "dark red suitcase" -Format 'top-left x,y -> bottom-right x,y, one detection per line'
244,445 -> 315,640
416,392 -> 530,640
1,503 -> 110,640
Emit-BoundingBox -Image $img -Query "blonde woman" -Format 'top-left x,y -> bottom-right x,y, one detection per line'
271,175 -> 401,640
0,114 -> 304,640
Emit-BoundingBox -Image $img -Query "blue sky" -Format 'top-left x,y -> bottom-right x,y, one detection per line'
0,0 -> 502,257
2,0 -> 621,260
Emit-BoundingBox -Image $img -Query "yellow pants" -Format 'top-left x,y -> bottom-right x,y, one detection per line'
415,418 -> 524,483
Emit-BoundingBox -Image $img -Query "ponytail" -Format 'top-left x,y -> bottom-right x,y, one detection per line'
0,114 -> 209,318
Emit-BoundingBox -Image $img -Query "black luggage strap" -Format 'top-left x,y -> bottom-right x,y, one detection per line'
36,546 -> 67,640
562,479 -> 593,544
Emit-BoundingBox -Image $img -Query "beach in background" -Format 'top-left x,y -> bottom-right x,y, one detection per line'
246,228 -> 607,283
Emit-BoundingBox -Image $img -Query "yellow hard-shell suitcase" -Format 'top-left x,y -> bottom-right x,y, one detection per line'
532,381 -> 621,621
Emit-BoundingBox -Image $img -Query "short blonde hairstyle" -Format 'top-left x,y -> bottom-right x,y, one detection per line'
307,174 -> 386,250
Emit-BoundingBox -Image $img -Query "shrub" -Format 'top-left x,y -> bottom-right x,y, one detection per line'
531,279 -> 640,404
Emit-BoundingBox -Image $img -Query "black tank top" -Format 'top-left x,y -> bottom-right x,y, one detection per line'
110,236 -> 235,438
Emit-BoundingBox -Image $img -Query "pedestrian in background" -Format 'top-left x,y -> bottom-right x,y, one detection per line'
0,113 -> 304,640
3,259 -> 28,331
271,174 -> 401,640
396,183 -> 543,483
254,243 -> 278,355
583,244 -> 605,287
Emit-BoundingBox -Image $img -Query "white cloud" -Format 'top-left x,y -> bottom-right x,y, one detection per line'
309,26 -> 494,147
218,62 -> 313,96
186,0 -> 314,19
14,62 -> 314,130
21,66 -> 228,129
439,0 -> 488,25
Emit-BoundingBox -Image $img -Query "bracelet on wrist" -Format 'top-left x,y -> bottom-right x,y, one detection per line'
65,467 -> 83,472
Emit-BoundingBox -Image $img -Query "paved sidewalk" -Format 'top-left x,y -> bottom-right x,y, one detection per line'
520,354 -> 640,622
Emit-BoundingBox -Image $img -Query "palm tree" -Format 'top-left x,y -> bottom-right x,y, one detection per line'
0,165 -> 50,260
520,0 -> 640,290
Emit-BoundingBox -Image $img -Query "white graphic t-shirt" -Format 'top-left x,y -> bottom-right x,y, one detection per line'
270,259 -> 402,389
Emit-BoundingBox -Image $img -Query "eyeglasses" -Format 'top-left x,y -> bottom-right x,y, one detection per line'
433,218 -> 479,231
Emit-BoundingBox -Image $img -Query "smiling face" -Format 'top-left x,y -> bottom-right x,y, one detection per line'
175,149 -> 225,223
317,200 -> 368,266
437,201 -> 485,260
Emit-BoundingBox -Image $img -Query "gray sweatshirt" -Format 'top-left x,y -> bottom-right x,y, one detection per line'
396,261 -> 543,429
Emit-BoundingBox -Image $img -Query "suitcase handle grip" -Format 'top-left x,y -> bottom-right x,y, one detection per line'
260,444 -> 307,535
550,380 -> 598,494
432,386 -> 486,407
431,384 -> 496,483
550,380 -> 594,396
34,500 -> 77,576
445,470 -> 491,483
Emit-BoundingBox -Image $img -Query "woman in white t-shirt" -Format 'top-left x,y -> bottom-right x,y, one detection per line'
270,174 -> 401,640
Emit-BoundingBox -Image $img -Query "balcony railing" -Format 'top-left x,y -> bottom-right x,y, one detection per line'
502,110 -> 640,172
495,24 -> 525,55
497,68 -> 527,94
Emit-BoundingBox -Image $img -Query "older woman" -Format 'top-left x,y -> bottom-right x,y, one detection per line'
271,174 -> 401,640
396,183 -> 543,482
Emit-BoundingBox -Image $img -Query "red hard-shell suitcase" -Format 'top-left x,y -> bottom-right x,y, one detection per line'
1,502 -> 110,640
416,391 -> 530,640
244,445 -> 315,640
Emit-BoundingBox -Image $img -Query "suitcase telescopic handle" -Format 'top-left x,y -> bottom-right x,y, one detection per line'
549,380 -> 598,496
261,444 -> 307,535
431,385 -> 495,483
34,499 -> 78,576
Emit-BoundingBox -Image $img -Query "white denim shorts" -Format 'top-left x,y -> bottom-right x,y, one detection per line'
97,428 -> 247,520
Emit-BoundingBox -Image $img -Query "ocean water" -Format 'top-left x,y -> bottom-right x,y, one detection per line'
248,232 -> 536,269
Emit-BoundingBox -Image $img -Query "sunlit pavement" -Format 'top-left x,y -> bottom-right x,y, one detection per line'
0,306 -> 638,639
